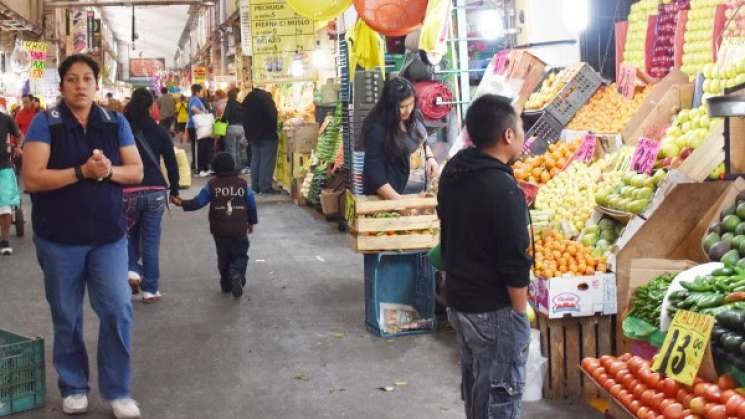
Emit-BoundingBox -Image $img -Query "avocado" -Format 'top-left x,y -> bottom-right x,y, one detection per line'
709,221 -> 724,235
736,222 -> 745,236
722,232 -> 735,244
732,235 -> 745,250
740,240 -> 745,256
722,249 -> 742,267
703,232 -> 721,253
741,340 -> 745,355
710,241 -> 732,261
722,203 -> 738,221
723,214 -> 742,233
712,326 -> 729,342
737,202 -> 745,220
738,258 -> 745,270
712,267 -> 735,277
722,332 -> 745,353
737,190 -> 745,204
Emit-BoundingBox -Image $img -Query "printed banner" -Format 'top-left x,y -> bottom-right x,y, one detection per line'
130,58 -> 165,79
240,0 -> 252,56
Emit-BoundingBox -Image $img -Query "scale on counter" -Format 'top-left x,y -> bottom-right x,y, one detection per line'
707,94 -> 745,179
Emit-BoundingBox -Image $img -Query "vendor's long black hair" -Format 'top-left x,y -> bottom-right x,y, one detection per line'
361,77 -> 418,159
123,87 -> 154,132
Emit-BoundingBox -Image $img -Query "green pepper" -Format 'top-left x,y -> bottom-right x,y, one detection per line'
697,293 -> 725,308
675,299 -> 695,309
728,279 -> 745,291
681,277 -> 714,292
733,285 -> 745,293
669,290 -> 690,301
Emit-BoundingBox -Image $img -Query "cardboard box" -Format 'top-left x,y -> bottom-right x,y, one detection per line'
621,70 -> 692,144
614,180 -> 732,352
320,189 -> 342,216
529,273 -> 617,319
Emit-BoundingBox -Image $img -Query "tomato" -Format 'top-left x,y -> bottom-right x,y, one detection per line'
726,394 -> 745,416
629,357 -> 645,374
638,406 -> 651,417
592,367 -> 605,379
702,403 -> 726,419
610,383 -> 623,398
598,374 -> 610,388
694,383 -> 709,397
619,353 -> 632,362
650,392 -> 666,412
620,392 -> 634,408
662,378 -> 681,398
618,372 -> 634,389
690,397 -> 707,415
660,398 -> 675,412
718,374 -> 737,391
646,372 -> 663,389
642,389 -> 657,407
682,415 -> 702,419
634,383 -> 650,399
581,357 -> 600,371
678,388 -> 692,404
627,378 -> 640,392
604,378 -> 617,391
737,399 -> 745,418
629,400 -> 642,414
703,385 -> 722,404
609,361 -> 627,377
720,390 -> 737,404
663,402 -> 685,419
600,355 -> 615,369
683,394 -> 695,409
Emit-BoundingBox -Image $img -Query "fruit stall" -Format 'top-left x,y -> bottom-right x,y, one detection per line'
504,0 -> 745,409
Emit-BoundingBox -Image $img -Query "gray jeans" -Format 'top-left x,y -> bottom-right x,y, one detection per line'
448,306 -> 531,419
250,139 -> 279,193
225,125 -> 245,169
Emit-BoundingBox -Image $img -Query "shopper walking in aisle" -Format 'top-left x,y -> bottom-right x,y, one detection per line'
123,87 -> 180,303
22,54 -> 144,418
15,94 -> 38,135
222,88 -> 246,171
175,94 -> 189,143
0,107 -> 23,256
158,90 -> 175,124
242,87 -> 279,194
438,95 -> 532,419
172,152 -> 258,297
187,83 -> 212,176
362,77 -> 439,199
104,92 -> 123,113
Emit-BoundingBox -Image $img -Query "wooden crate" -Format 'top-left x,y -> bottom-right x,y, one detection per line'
348,233 -> 439,253
349,193 -> 437,215
537,314 -> 615,400
352,215 -> 439,233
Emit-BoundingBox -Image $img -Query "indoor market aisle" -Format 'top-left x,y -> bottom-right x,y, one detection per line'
2,178 -> 601,419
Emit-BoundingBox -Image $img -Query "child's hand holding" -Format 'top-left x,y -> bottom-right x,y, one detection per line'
247,224 -> 255,234
170,195 -> 183,206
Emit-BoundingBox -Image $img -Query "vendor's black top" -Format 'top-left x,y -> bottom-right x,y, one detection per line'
0,112 -> 21,169
134,117 -> 180,196
362,118 -> 426,195
222,99 -> 244,126
241,89 -> 278,142
438,147 -> 533,313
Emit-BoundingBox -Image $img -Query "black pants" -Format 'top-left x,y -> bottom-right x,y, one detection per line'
159,116 -> 175,132
188,127 -> 197,170
214,235 -> 249,290
197,138 -> 214,172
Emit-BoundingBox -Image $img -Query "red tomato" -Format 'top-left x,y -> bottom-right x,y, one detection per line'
702,403 -> 726,419
726,395 -> 745,416
597,373 -> 609,384
660,398 -> 675,412
646,372 -> 663,389
629,357 -> 645,374
642,389 -> 657,407
718,374 -> 737,391
618,372 -> 634,389
662,378 -> 681,398
683,394 -> 695,409
737,400 -> 745,418
650,392 -> 666,412
703,385 -> 722,404
609,361 -> 627,377
634,383 -> 650,399
610,383 -> 623,398
663,402 -> 685,419
619,353 -> 632,362
581,357 -> 600,371
604,378 -> 617,391
682,415 -> 702,419
678,388 -> 692,404
600,355 -> 615,369
694,383 -> 709,397
638,406 -> 650,418
690,397 -> 707,415
620,392 -> 634,408
629,400 -> 642,414
720,390 -> 737,404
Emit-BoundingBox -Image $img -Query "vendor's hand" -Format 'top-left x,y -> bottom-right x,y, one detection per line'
247,224 -> 255,234
170,196 -> 183,206
426,157 -> 440,180
82,151 -> 111,179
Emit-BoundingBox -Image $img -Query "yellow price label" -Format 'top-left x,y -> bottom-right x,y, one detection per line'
652,310 -> 714,386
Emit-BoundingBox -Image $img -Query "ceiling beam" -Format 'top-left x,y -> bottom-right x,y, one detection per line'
45,0 -> 214,7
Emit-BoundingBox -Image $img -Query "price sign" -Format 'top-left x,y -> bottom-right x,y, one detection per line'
617,63 -> 638,99
630,137 -> 661,175
574,134 -> 597,163
652,310 -> 714,386
522,136 -> 537,154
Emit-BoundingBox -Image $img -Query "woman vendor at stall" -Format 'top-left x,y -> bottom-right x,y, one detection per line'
362,77 -> 439,199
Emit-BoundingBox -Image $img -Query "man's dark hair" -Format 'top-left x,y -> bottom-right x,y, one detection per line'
22,94 -> 32,100
32,96 -> 40,103
191,84 -> 202,96
160,87 -> 168,95
58,54 -> 100,84
211,152 -> 235,174
465,95 -> 518,149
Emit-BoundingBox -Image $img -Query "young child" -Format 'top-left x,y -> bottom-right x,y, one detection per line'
173,152 -> 258,297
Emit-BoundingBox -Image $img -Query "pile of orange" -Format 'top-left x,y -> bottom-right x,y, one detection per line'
532,229 -> 608,279
567,83 -> 652,133
513,140 -> 580,185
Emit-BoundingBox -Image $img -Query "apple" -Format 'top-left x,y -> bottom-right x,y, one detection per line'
680,147 -> 693,159
661,142 -> 681,159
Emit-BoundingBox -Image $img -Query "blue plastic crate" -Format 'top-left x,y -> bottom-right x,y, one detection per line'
0,329 -> 45,417
364,251 -> 436,338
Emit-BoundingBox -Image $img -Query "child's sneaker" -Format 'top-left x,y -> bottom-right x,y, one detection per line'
0,241 -> 12,256
62,393 -> 88,414
142,291 -> 161,303
220,279 -> 232,294
110,398 -> 141,419
231,274 -> 243,298
128,271 -> 141,295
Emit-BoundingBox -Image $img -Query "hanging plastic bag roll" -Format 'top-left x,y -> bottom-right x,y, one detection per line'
523,328 -> 547,402
414,81 -> 453,121
418,0 -> 451,65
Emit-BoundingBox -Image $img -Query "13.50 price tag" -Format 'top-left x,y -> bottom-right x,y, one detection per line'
652,310 -> 714,385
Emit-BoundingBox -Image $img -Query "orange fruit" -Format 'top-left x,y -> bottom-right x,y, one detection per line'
540,172 -> 550,184
567,245 -> 577,255
584,266 -> 595,275
549,167 -> 560,177
597,263 -> 607,272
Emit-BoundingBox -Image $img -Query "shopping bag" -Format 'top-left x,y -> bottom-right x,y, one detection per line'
213,119 -> 228,137
193,113 -> 215,140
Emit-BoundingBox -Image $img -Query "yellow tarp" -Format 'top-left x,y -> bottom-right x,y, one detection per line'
346,19 -> 385,80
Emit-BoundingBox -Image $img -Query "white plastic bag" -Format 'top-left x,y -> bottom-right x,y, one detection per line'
523,329 -> 547,402
193,113 -> 215,140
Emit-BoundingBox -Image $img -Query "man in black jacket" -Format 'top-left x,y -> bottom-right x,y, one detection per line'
438,95 -> 532,419
241,87 -> 278,194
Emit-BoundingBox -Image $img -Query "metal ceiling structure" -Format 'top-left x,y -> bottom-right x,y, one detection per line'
44,0 -> 213,7
0,1 -> 42,35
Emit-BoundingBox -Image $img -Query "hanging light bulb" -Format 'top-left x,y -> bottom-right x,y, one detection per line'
312,41 -> 326,69
290,52 -> 304,77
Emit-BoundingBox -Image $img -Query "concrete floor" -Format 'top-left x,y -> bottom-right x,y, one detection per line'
1,177 -> 603,419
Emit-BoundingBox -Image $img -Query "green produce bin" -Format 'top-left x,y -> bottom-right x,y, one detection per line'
0,329 -> 45,416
